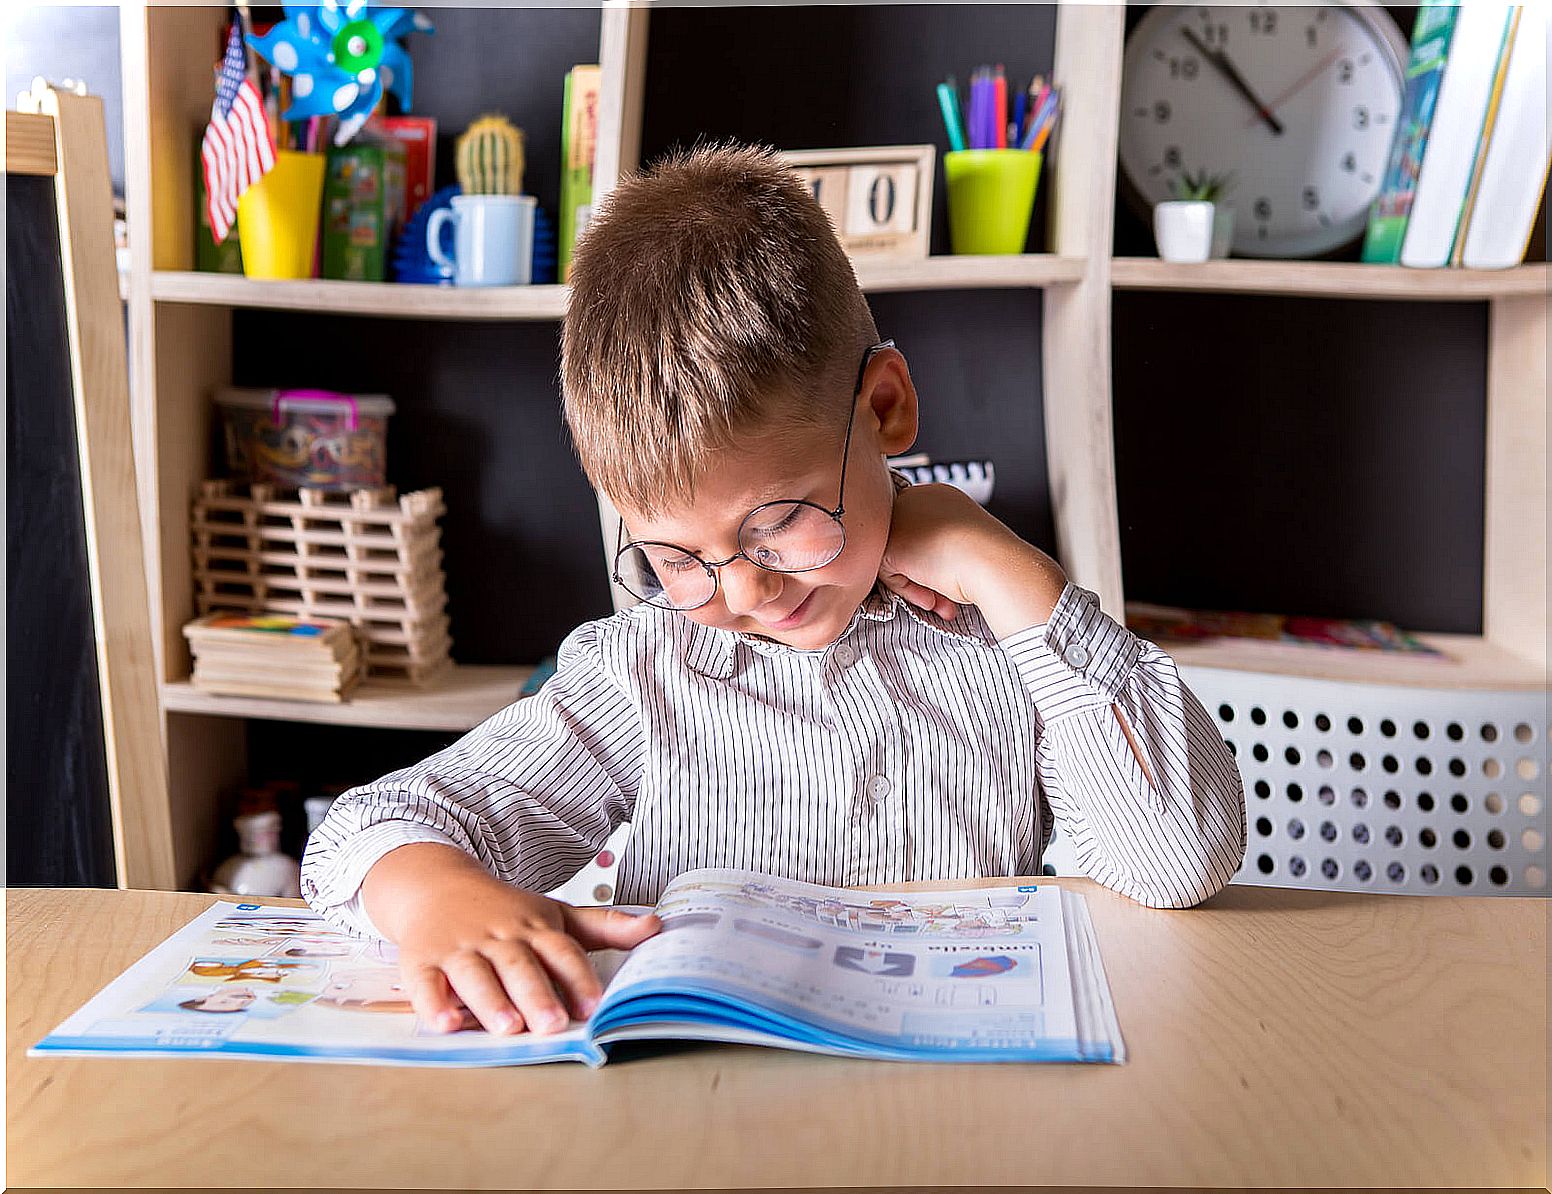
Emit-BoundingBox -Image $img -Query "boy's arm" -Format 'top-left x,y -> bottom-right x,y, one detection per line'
881,484 -> 1247,909
300,620 -> 643,938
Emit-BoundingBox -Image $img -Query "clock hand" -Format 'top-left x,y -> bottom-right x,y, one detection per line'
1245,46 -> 1345,129
1180,27 -> 1285,136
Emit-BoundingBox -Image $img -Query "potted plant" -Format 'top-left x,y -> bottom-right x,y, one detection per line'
1154,170 -> 1235,263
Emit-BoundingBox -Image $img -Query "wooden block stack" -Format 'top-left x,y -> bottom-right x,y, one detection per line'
191,481 -> 452,686
184,613 -> 361,703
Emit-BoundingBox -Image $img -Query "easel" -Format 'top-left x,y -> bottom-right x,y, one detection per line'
9,81 -> 174,889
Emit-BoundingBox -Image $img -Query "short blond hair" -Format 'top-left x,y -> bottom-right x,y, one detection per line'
562,142 -> 878,514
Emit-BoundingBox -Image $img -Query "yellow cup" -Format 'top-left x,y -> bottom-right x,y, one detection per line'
236,150 -> 325,279
944,149 -> 1042,255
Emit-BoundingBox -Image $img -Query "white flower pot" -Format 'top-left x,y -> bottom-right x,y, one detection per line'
1153,200 -> 1214,264
1210,204 -> 1235,259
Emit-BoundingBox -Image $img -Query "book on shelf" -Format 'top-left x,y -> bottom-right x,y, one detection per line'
1459,6 -> 1551,269
558,64 -> 601,284
1362,3 -> 1460,264
1398,3 -> 1518,269
1125,603 -> 1443,656
30,868 -> 1125,1068
184,613 -> 362,703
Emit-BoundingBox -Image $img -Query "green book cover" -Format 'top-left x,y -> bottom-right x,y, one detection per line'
321,145 -> 389,282
558,64 -> 600,283
1362,3 -> 1460,263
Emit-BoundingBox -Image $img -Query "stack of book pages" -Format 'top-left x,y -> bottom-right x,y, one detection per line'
184,613 -> 361,703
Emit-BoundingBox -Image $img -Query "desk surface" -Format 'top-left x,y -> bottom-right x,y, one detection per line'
8,881 -> 1546,1190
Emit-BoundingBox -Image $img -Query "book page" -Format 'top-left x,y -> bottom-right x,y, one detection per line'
598,869 -> 1086,1057
30,901 -> 607,1067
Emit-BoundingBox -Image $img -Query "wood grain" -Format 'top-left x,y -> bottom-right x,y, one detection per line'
8,883 -> 1544,1189
1113,257 -> 1551,300
5,110 -> 57,175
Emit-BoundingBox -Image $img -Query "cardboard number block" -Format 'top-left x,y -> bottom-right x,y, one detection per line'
843,163 -> 918,237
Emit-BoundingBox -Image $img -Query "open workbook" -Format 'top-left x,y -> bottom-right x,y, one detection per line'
32,868 -> 1125,1066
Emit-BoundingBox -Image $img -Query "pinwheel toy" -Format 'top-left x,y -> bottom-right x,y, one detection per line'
248,2 -> 432,146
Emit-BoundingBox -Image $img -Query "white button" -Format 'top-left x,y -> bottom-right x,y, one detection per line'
1063,642 -> 1090,669
866,775 -> 892,801
834,643 -> 857,666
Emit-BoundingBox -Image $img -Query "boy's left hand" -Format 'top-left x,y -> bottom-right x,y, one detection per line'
879,483 -> 1068,637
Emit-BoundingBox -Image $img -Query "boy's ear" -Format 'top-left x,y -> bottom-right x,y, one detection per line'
861,349 -> 919,456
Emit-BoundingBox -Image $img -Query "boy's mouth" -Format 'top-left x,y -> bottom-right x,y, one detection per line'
760,589 -> 818,631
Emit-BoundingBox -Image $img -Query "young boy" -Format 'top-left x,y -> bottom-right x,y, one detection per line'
301,144 -> 1246,1039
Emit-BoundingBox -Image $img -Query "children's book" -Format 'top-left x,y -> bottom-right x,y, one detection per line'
1125,602 -> 1443,655
30,869 -> 1124,1067
558,64 -> 601,284
1361,3 -> 1460,263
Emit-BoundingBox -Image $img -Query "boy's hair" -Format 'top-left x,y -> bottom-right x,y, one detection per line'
562,142 -> 879,515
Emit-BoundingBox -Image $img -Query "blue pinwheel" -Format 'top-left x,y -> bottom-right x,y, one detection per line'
248,2 -> 432,145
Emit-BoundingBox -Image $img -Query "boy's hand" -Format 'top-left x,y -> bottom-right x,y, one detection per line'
362,842 -> 660,1035
880,483 -> 1068,638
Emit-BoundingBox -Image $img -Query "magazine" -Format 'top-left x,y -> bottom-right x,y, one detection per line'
31,868 -> 1124,1067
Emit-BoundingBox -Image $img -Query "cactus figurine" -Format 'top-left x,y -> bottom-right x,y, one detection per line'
455,114 -> 526,196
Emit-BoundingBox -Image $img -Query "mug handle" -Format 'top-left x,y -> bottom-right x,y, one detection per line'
426,208 -> 457,274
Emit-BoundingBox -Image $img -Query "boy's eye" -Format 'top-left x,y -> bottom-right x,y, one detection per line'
747,504 -> 804,539
647,549 -> 700,574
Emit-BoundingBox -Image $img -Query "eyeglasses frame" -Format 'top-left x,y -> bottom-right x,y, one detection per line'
613,339 -> 897,611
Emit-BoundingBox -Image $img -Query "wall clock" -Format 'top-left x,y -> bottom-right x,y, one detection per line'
1119,4 -> 1409,258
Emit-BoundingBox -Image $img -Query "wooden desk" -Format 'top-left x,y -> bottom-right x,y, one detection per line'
8,881 -> 1545,1190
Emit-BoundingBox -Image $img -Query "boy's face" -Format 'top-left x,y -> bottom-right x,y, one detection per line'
616,349 -> 918,651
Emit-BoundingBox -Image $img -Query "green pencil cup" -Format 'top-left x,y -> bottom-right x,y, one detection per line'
945,149 -> 1042,255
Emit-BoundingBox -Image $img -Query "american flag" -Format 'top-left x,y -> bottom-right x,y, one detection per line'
201,20 -> 274,243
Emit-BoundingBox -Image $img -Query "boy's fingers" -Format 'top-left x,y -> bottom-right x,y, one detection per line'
406,962 -> 468,1033
528,931 -> 605,1019
563,905 -> 663,951
482,940 -> 572,1034
441,951 -> 527,1035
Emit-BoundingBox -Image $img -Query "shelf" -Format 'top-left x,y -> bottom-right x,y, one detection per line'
151,272 -> 572,321
1110,259 -> 1550,302
146,255 -> 1086,321
1166,633 -> 1546,691
853,254 -> 1086,292
161,663 -> 536,731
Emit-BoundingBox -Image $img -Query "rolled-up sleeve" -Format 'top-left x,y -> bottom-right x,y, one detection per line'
999,583 -> 1247,908
300,620 -> 643,937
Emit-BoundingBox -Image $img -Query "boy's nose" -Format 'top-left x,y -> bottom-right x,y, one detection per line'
719,558 -> 783,618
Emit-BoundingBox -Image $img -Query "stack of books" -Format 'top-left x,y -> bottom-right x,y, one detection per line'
1364,3 -> 1549,269
184,613 -> 362,704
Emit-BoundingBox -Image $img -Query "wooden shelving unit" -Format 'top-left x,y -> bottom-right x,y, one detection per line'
115,3 -> 1547,891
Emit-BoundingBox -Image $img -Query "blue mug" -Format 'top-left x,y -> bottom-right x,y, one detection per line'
427,194 -> 535,287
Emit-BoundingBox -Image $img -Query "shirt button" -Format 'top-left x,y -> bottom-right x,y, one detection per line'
1063,642 -> 1090,669
866,775 -> 892,801
834,643 -> 857,666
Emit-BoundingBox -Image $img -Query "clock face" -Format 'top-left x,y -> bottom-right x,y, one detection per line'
1119,4 -> 1407,258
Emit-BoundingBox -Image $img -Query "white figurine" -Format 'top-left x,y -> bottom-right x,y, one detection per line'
211,809 -> 301,899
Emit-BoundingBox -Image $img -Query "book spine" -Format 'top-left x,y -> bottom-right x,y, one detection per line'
1449,6 -> 1523,265
1361,3 -> 1459,264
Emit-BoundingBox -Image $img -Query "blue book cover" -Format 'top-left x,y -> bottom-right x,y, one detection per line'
1362,4 -> 1461,263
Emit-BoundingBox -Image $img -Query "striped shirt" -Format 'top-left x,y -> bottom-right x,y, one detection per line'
302,581 -> 1247,939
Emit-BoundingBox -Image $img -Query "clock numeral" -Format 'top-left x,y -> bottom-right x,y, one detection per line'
1306,25 -> 1318,48
1353,105 -> 1370,130
1302,186 -> 1320,211
1253,197 -> 1272,221
1168,56 -> 1200,81
1248,9 -> 1278,36
1154,100 -> 1172,124
1338,58 -> 1354,84
1163,145 -> 1182,169
1341,152 -> 1357,173
1199,21 -> 1229,47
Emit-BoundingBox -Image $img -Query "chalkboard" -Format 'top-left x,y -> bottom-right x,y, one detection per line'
6,169 -> 116,886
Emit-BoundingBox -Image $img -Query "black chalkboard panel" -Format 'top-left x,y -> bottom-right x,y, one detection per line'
6,170 -> 117,886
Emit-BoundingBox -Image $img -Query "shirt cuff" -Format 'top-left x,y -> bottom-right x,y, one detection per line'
301,820 -> 464,940
998,582 -> 1142,716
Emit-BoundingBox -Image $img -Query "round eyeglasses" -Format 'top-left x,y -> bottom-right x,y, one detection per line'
612,340 -> 894,612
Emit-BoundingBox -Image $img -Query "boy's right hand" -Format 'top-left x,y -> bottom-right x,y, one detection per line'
361,841 -> 660,1036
